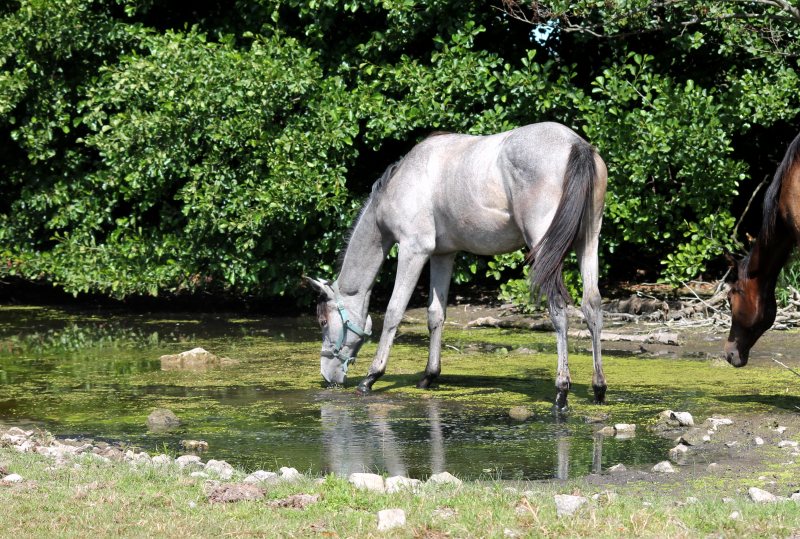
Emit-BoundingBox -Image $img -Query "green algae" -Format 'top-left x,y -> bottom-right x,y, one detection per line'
1,306 -> 799,479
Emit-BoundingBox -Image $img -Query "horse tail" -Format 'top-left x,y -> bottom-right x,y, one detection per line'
763,131 -> 800,244
526,140 -> 598,307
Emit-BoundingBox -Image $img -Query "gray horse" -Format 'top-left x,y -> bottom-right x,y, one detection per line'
306,122 -> 608,410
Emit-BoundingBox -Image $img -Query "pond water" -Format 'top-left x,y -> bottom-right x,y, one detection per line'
0,305 -> 747,480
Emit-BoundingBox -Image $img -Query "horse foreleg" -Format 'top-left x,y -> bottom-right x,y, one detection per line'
417,253 -> 456,389
356,249 -> 429,395
550,298 -> 571,412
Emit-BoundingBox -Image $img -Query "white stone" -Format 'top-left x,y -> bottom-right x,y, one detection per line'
670,444 -> 689,455
349,473 -> 385,493
190,472 -> 210,478
779,440 -> 798,448
725,441 -> 738,448
176,455 -> 203,468
722,497 -> 734,503
707,417 -> 733,431
6,427 -> 26,437
686,497 -> 698,503
279,467 -> 301,482
427,472 -> 462,486
755,437 -> 764,445
791,493 -> 800,502
652,461 -> 676,473
504,529 -> 517,538
219,469 -> 233,481
748,487 -> 780,503
377,508 -> 406,530
74,443 -> 94,455
608,463 -> 627,472
135,452 -> 151,461
775,426 -> 788,434
670,412 -> 694,426
729,511 -> 741,520
2,474 -> 23,483
702,435 -> 711,442
205,459 -> 233,473
152,454 -> 173,466
642,502 -> 652,507
554,494 -> 587,516
386,476 -> 422,493
244,470 -> 278,484
614,423 -> 636,433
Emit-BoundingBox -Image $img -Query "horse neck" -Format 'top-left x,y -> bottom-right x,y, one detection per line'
746,223 -> 794,292
336,200 -> 387,316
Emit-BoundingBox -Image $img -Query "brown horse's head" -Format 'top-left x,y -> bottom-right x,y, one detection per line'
724,250 -> 778,367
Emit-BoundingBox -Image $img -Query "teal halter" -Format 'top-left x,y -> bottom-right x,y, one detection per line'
327,281 -> 371,374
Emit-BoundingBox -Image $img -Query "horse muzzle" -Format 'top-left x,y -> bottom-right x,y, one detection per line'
724,341 -> 748,368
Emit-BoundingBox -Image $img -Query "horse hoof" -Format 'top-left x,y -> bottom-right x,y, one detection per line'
355,386 -> 372,396
551,403 -> 569,414
416,378 -> 433,389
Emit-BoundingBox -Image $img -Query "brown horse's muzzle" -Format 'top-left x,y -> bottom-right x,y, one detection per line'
724,339 -> 749,367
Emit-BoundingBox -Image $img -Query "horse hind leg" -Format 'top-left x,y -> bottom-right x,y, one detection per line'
417,253 -> 456,389
549,296 -> 572,412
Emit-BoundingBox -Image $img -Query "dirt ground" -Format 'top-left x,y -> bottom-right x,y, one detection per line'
404,299 -> 800,500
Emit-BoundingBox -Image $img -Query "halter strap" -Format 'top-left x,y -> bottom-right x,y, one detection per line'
329,281 -> 371,373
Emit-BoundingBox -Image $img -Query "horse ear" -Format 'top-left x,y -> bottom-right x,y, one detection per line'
722,249 -> 739,283
722,249 -> 738,269
304,276 -> 333,297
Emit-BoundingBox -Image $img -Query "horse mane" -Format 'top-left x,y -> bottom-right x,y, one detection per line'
763,131 -> 800,244
335,158 -> 404,272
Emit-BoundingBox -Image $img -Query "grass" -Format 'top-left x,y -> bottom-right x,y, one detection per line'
1,445 -> 800,538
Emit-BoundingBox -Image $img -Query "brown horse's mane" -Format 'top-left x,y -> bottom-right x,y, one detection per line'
763,131 -> 800,245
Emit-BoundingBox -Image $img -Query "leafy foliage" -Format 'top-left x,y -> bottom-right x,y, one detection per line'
1,0 -> 799,305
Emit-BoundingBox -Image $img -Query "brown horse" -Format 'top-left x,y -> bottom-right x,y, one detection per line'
725,131 -> 800,366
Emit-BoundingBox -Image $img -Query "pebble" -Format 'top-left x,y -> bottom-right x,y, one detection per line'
377,508 -> 406,530
427,471 -> 462,486
349,473 -> 385,493
670,412 -> 694,426
279,467 -> 301,482
2,474 -> 23,483
729,511 -> 741,520
608,463 -> 627,472
244,470 -> 278,484
755,437 -> 764,445
386,476 -> 421,494
652,461 -> 676,473
191,472 -> 210,478
779,440 -> 798,448
554,494 -> 587,516
176,455 -> 203,468
748,487 -> 780,503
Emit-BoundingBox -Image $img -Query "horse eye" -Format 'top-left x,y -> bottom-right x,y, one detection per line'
320,319 -> 327,328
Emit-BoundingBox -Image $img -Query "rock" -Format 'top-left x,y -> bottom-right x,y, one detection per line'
779,440 -> 799,448
377,508 -> 406,530
504,528 -> 517,538
244,470 -> 278,485
2,474 -> 23,483
755,437 -> 764,445
686,497 -> 698,503
205,459 -> 233,473
791,492 -> 800,502
206,484 -> 265,504
707,463 -> 719,470
554,494 -> 587,517
509,406 -> 535,421
652,461 -> 676,473
267,493 -> 320,509
729,511 -> 741,520
146,409 -> 181,428
615,423 -> 636,432
707,417 -> 733,430
702,435 -> 711,442
592,491 -> 617,503
385,476 -> 422,493
349,473 -> 385,492
191,472 -> 210,478
180,440 -> 209,451
151,454 -> 173,466
722,497 -> 734,503
176,455 -> 203,468
280,467 -> 301,482
597,426 -> 616,436
775,426 -> 788,434
669,444 -> 689,456
647,418 -> 681,434
432,506 -> 457,519
677,429 -> 706,446
670,412 -> 694,426
748,487 -> 780,503
514,348 -> 537,355
583,413 -> 611,424
160,348 -> 236,371
608,463 -> 627,473
427,472 -> 462,486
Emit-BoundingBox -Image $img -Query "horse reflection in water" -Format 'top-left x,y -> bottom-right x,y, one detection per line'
320,399 -> 445,477
319,399 -> 607,479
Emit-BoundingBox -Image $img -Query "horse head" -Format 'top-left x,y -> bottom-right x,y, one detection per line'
723,250 -> 777,367
305,276 -> 372,387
